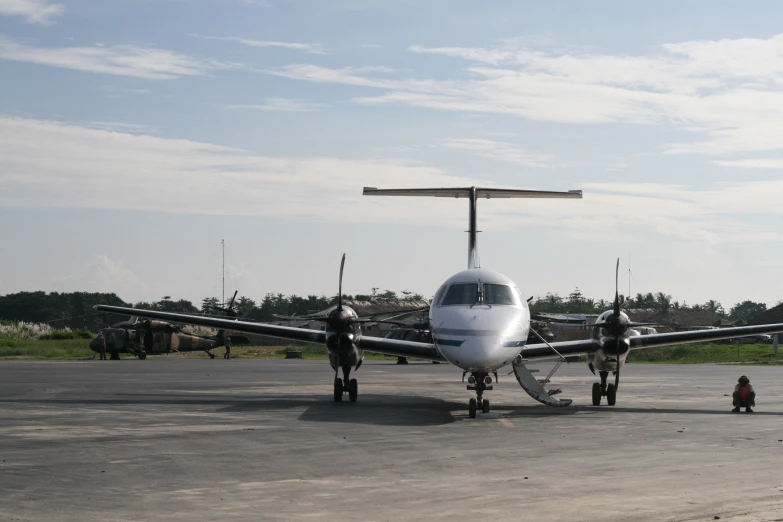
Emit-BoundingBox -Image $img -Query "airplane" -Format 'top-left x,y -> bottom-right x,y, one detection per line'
97,186 -> 783,417
91,292 -> 247,360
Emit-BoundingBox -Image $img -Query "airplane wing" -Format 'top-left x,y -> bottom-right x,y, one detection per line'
520,322 -> 783,360
95,305 -> 444,362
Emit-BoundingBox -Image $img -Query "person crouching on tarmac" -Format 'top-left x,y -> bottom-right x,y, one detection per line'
732,375 -> 755,413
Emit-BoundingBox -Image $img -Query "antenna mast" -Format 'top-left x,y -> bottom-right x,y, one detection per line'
222,239 -> 225,307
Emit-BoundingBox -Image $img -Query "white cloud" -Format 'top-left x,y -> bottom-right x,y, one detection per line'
85,121 -> 158,133
88,255 -> 149,302
441,138 -> 561,168
270,34 -> 783,159
0,116 -> 782,246
227,98 -> 323,112
193,35 -> 325,55
0,0 -> 62,25
0,35 -> 237,79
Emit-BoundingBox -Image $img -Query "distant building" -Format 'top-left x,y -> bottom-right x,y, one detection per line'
625,308 -> 730,332
749,302 -> 783,325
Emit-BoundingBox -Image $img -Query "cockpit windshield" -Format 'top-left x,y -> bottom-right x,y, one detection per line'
439,283 -> 521,307
441,283 -> 478,306
484,284 -> 519,306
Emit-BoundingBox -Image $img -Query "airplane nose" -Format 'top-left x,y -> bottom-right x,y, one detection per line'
439,339 -> 509,371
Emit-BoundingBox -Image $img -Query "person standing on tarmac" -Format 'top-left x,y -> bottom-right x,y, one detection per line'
732,375 -> 755,413
223,331 -> 232,360
98,332 -> 107,360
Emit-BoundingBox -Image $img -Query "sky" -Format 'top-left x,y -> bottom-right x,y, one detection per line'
1,0 -> 783,310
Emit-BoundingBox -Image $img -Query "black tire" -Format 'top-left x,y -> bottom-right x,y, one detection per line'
468,398 -> 477,418
592,382 -> 602,406
139,351 -> 147,360
482,399 -> 490,414
209,353 -> 215,359
348,379 -> 358,402
333,378 -> 343,402
607,384 -> 617,406
110,352 -> 120,360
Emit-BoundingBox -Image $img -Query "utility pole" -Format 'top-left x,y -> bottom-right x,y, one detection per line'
222,239 -> 225,308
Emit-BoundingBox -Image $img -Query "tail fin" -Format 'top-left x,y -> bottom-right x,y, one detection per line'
363,187 -> 582,269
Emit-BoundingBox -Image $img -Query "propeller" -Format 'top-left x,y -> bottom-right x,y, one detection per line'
274,257 -> 428,329
613,258 -> 621,390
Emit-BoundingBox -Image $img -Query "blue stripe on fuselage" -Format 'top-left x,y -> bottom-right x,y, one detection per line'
434,338 -> 464,347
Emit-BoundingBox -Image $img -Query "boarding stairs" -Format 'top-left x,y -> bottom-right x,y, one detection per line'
511,329 -> 573,407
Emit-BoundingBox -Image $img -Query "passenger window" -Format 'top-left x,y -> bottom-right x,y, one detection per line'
441,283 -> 478,306
484,284 -> 518,306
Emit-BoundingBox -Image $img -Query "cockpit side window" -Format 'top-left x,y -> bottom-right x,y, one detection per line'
441,283 -> 479,306
484,284 -> 519,306
432,285 -> 447,307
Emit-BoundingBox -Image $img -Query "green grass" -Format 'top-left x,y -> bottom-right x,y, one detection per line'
629,343 -> 783,364
4,338 -> 777,364
0,338 -> 95,359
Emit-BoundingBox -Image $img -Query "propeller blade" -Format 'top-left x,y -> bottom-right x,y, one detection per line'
614,257 -> 620,316
615,360 -> 620,390
338,253 -> 346,310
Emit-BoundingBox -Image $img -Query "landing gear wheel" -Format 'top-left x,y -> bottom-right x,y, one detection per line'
333,378 -> 343,402
139,351 -> 147,360
606,384 -> 617,406
468,398 -> 477,418
208,352 -> 215,359
592,382 -> 602,406
348,379 -> 358,402
482,399 -> 490,414
110,352 -> 120,360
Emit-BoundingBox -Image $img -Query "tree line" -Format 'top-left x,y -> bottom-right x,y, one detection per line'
528,288 -> 769,322
0,288 -> 773,331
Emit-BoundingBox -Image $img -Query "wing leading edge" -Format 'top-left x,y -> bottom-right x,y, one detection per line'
94,305 -> 443,362
520,322 -> 783,361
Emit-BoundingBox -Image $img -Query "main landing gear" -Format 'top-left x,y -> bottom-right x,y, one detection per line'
333,366 -> 358,403
467,372 -> 495,418
591,370 -> 617,406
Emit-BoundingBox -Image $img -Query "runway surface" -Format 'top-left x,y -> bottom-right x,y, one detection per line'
2,359 -> 783,521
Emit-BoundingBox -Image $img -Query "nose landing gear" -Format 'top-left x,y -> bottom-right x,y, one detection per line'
591,370 -> 617,406
467,372 -> 494,418
333,366 -> 358,403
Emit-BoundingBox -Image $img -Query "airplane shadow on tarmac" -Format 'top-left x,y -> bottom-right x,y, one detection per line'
6,394 -> 780,425
0,393 -> 460,427
217,394 -> 460,426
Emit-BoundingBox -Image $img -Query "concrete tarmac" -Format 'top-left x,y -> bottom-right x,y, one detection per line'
1,359 -> 783,521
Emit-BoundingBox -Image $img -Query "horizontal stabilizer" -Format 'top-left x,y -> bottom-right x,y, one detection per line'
363,187 -> 582,199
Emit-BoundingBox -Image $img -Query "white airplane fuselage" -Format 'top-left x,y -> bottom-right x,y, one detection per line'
429,268 -> 531,372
